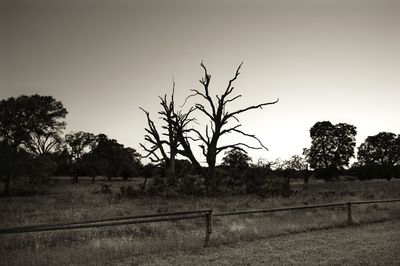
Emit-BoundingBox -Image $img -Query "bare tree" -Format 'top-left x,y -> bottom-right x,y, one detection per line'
140,84 -> 181,179
183,62 -> 278,191
173,107 -> 205,177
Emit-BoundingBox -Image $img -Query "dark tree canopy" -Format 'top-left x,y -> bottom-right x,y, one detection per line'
221,149 -> 252,169
64,131 -> 97,163
0,94 -> 67,194
84,134 -> 142,180
0,94 -> 67,150
306,121 -> 356,176
358,132 -> 400,167
64,131 -> 97,183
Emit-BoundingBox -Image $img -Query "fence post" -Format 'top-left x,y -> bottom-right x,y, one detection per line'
347,202 -> 353,225
204,209 -> 213,247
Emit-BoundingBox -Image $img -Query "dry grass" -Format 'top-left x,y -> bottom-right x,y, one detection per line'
129,220 -> 400,265
0,178 -> 399,265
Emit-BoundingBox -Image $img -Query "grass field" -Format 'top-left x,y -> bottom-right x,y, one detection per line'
129,220 -> 400,265
0,178 -> 399,265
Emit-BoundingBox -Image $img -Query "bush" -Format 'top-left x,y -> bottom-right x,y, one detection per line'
257,175 -> 291,197
120,185 -> 142,198
349,165 -> 398,180
12,176 -> 51,196
176,174 -> 206,196
243,167 -> 270,194
314,167 -> 340,181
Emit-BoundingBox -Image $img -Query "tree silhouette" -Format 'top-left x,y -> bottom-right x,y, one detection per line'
0,94 -> 67,194
284,154 -> 310,185
183,62 -> 278,191
358,132 -> 400,167
140,83 -> 193,180
64,131 -> 97,183
306,121 -> 356,178
222,148 -> 252,169
84,134 -> 142,182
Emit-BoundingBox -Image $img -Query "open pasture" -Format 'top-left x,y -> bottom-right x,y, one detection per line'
0,178 -> 399,265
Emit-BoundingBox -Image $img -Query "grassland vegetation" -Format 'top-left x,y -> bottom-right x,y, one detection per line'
0,178 -> 399,265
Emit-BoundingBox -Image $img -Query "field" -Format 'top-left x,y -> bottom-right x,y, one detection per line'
0,178 -> 399,265
130,220 -> 400,265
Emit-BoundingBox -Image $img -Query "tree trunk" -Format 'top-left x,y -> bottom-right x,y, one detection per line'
91,175 -> 96,184
166,157 -> 176,186
206,148 -> 217,194
304,175 -> 309,185
3,175 -> 10,196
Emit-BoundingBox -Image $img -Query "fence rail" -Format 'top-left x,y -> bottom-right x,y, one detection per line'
1,209 -> 212,233
0,198 -> 399,247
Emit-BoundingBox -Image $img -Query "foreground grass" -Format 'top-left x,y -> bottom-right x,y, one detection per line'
129,220 -> 400,265
0,178 -> 399,265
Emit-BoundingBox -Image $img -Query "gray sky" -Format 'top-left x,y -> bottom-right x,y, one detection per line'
2,0 -> 399,164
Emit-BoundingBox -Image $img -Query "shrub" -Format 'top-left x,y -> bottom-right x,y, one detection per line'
176,174 -> 206,196
120,185 -> 142,198
257,175 -> 291,197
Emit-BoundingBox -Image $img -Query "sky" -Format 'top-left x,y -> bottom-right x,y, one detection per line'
1,0 -> 399,165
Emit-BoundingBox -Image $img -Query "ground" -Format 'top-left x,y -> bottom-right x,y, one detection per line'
128,220 -> 400,266
0,178 -> 399,265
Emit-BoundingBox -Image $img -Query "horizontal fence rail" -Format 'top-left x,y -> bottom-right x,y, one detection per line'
0,199 -> 399,247
0,213 -> 208,234
0,209 -> 212,233
213,202 -> 347,217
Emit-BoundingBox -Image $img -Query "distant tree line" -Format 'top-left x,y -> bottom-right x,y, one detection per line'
0,94 -> 142,195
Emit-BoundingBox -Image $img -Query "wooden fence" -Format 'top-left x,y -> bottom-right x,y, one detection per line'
0,199 -> 399,247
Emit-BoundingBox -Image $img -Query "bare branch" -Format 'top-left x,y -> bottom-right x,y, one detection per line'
225,98 -> 279,122
216,142 -> 260,155
232,128 -> 269,150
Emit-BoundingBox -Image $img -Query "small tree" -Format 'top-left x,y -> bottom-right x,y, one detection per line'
64,131 -> 97,183
222,149 -> 252,169
284,154 -> 310,185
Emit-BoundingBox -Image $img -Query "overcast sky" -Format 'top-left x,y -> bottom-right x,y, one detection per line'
1,0 -> 399,164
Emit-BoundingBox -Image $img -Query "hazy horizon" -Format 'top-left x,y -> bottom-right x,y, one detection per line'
2,0 -> 399,164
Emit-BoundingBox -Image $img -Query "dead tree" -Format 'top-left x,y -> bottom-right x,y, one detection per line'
183,62 -> 278,191
173,108 -> 206,177
140,84 -> 180,179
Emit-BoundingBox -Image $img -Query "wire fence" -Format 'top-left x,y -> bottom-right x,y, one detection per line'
0,199 -> 399,247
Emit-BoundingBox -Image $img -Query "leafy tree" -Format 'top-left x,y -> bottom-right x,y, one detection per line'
306,121 -> 356,179
83,134 -> 142,182
284,154 -> 311,184
221,149 -> 252,169
64,131 -> 97,183
356,132 -> 400,180
358,132 -> 400,166
0,94 -> 67,194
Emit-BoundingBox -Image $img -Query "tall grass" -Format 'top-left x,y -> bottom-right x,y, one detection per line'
0,178 -> 399,265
